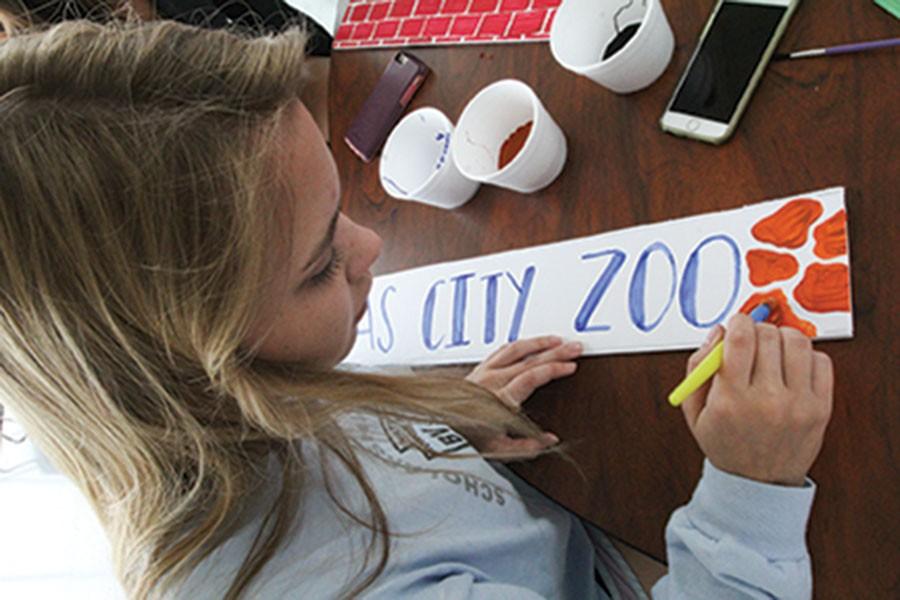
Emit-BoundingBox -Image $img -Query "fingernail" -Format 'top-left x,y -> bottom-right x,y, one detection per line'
544,433 -> 560,445
703,326 -> 721,347
566,341 -> 583,353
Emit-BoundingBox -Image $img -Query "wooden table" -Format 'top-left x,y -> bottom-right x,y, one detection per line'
330,2 -> 899,597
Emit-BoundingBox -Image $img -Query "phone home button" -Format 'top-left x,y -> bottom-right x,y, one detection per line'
686,118 -> 701,132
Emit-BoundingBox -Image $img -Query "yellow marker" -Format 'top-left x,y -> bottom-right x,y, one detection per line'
668,304 -> 771,407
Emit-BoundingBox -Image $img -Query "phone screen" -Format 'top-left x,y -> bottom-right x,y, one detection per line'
670,3 -> 786,123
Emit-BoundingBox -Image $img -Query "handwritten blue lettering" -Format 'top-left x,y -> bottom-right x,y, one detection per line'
422,279 -> 445,351
377,286 -> 396,353
505,266 -> 536,342
447,273 -> 475,348
574,249 -> 626,332
679,234 -> 741,328
481,272 -> 502,344
629,242 -> 676,332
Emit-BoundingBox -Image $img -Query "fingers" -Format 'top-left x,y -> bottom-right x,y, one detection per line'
781,327 -> 813,390
682,325 -> 723,429
752,323 -> 783,386
686,325 -> 724,373
502,361 -> 578,406
492,339 -> 582,388
721,314 -> 756,386
481,432 -> 559,458
482,336 -> 564,368
812,351 -> 834,401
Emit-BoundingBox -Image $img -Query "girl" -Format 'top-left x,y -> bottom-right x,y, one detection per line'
0,20 -> 833,599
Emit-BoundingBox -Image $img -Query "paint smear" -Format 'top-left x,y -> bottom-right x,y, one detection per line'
746,249 -> 799,286
751,198 -> 824,249
498,121 -> 533,169
813,209 -> 847,259
739,289 -> 817,337
793,263 -> 851,313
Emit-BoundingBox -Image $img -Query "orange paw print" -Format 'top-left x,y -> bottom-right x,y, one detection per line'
742,198 -> 851,337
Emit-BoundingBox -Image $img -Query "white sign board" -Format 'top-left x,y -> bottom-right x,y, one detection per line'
346,187 -> 852,366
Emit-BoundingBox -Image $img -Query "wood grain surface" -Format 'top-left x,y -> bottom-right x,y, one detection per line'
329,1 -> 899,597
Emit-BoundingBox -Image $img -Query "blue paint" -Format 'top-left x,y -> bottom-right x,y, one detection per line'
481,272 -> 502,344
679,234 -> 741,328
506,266 -> 536,342
422,279 -> 445,350
376,286 -> 396,353
748,303 -> 771,323
381,176 -> 408,196
447,272 -> 475,348
629,242 -> 677,332
574,249 -> 626,332
434,130 -> 451,171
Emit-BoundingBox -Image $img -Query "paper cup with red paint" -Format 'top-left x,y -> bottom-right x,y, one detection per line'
550,0 -> 674,94
380,108 -> 480,209
450,79 -> 567,194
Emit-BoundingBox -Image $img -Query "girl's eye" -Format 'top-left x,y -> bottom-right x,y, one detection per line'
308,248 -> 342,288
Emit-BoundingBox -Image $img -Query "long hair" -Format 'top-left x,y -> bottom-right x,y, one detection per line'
0,20 -> 545,598
0,0 -> 126,32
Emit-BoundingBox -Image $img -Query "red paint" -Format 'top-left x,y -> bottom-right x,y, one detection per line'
746,249 -> 799,286
444,0 -> 470,13
370,2 -> 390,20
498,121 -> 533,169
813,209 -> 847,259
335,0 -> 558,49
399,18 -> 425,36
389,1 -> 414,17
415,0 -> 441,15
351,22 -> 375,39
478,13 -> 511,35
424,16 -> 451,36
793,263 -> 851,313
375,20 -> 400,37
471,0 -> 499,12
349,4 -> 370,21
739,289 -> 817,338
508,10 -> 547,36
451,16 -> 480,35
751,198 -> 824,249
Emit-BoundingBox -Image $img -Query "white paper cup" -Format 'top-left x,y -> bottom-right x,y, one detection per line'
550,0 -> 674,94
451,79 -> 567,194
380,107 -> 480,209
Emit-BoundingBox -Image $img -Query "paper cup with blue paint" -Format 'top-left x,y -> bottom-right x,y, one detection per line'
550,0 -> 674,94
451,79 -> 567,194
379,108 -> 480,209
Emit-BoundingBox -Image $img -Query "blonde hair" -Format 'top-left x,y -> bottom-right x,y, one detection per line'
0,0 -> 126,34
0,20 -> 544,598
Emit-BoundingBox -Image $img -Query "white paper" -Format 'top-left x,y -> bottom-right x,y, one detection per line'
345,187 -> 852,366
281,0 -> 348,35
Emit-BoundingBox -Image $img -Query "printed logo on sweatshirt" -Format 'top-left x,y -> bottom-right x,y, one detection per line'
379,415 -> 470,460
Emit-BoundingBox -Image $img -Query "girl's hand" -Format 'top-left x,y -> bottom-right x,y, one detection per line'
682,314 -> 834,486
465,336 -> 582,456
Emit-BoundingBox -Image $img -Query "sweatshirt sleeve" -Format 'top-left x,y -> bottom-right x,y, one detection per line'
652,460 -> 816,600
364,568 -> 549,600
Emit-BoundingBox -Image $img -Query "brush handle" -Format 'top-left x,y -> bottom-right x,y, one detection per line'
787,37 -> 900,59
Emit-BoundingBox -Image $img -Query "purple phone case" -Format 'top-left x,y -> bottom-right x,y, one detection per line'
344,52 -> 429,163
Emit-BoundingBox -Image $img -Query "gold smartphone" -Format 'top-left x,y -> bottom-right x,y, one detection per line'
660,0 -> 800,144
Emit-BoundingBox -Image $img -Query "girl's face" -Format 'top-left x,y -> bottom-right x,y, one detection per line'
244,101 -> 382,367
